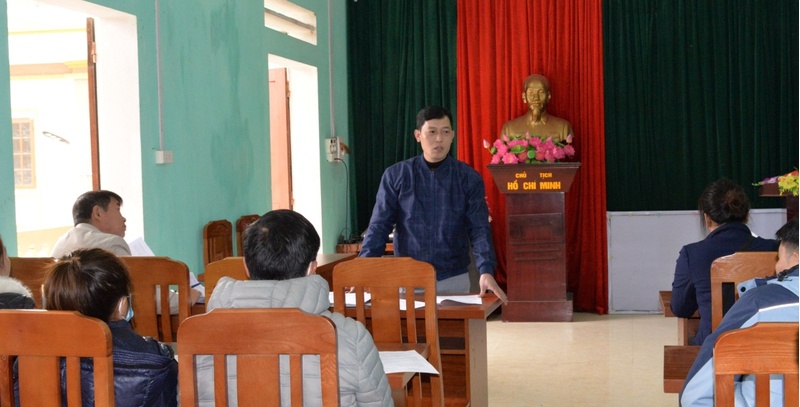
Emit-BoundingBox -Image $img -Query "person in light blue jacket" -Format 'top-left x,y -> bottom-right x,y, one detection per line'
681,218 -> 798,407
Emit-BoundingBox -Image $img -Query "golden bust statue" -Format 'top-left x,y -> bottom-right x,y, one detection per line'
500,74 -> 573,143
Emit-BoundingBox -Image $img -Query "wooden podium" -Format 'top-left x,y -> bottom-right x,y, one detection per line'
758,182 -> 798,222
488,162 -> 580,322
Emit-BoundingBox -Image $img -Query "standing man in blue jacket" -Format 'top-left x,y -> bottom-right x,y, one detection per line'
681,217 -> 798,406
360,106 -> 508,304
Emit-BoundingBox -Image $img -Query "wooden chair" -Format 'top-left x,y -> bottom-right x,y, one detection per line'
8,257 -> 55,309
332,257 -> 444,407
710,252 -> 777,332
119,256 -> 191,342
202,219 -> 233,267
235,214 -> 259,256
177,308 -> 339,407
203,257 -> 248,302
714,322 -> 799,407
0,309 -> 114,406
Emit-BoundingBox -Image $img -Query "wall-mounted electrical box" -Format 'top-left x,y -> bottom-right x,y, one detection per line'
326,136 -> 343,162
155,150 -> 174,164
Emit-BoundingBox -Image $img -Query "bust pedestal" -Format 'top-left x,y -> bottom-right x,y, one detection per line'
488,163 -> 580,322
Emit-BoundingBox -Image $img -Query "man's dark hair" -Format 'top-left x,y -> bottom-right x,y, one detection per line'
72,190 -> 123,226
43,248 -> 131,322
416,106 -> 453,130
697,178 -> 750,225
775,218 -> 798,253
242,210 -> 320,280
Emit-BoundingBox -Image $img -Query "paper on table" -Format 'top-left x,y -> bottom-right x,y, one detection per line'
379,350 -> 439,375
436,295 -> 483,305
328,292 -> 371,307
399,299 -> 425,310
328,293 -> 422,310
127,237 -> 155,256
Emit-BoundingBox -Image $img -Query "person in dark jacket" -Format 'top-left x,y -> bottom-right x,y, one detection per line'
0,235 -> 35,310
669,178 -> 778,345
680,218 -> 798,406
41,248 -> 178,407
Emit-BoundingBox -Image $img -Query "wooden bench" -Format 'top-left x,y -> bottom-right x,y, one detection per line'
660,290 -> 699,346
663,345 -> 701,393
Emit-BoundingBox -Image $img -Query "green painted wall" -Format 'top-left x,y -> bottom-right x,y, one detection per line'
0,0 -> 351,276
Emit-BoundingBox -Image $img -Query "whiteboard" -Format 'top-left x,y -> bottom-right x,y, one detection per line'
606,209 -> 786,313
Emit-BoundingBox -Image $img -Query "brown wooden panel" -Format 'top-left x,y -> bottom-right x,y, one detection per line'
502,300 -> 573,322
507,213 -> 564,245
663,345 -> 700,393
508,257 -> 567,301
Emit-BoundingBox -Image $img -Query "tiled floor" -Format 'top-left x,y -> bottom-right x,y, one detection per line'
487,312 -> 679,406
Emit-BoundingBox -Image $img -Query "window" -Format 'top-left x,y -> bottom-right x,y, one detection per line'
12,118 -> 35,188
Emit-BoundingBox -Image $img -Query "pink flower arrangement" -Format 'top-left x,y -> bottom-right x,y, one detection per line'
483,133 -> 575,164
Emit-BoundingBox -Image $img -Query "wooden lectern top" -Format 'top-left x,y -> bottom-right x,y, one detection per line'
488,162 -> 581,194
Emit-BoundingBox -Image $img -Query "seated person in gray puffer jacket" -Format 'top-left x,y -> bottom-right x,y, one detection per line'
197,209 -> 393,407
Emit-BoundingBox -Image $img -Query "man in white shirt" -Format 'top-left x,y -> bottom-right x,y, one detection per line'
51,190 -> 201,312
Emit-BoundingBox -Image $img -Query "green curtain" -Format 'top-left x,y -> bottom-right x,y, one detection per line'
603,0 -> 798,211
347,0 -> 457,235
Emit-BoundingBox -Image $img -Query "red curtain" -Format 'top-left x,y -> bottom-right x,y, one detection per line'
456,0 -> 608,313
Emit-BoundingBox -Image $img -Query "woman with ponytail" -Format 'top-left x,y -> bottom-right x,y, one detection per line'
40,248 -> 178,406
669,178 -> 778,345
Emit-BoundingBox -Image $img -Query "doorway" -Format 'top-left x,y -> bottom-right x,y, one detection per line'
267,54 -> 323,236
7,0 -> 143,256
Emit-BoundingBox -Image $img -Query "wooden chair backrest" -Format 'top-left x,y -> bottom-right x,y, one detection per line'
202,219 -> 233,267
710,252 -> 777,331
332,257 -> 444,406
203,257 -> 248,302
8,257 -> 55,309
235,214 -> 259,256
119,256 -> 191,342
0,310 -> 114,406
713,322 -> 799,407
177,308 -> 339,407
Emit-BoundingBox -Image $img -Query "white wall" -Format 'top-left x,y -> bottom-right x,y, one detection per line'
607,209 -> 786,314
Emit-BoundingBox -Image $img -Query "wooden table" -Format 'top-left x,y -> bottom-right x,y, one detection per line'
436,295 -> 501,407
663,345 -> 700,393
359,295 -> 501,407
660,291 -> 699,346
315,252 -> 357,287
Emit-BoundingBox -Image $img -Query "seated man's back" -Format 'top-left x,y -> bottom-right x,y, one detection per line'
195,210 -> 392,407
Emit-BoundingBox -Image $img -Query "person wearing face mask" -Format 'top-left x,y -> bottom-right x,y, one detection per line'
40,248 -> 178,407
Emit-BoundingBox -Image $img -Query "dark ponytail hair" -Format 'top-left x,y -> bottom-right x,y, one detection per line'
698,178 -> 750,225
43,248 -> 131,322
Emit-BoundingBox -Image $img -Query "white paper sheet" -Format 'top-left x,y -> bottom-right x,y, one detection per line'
379,350 -> 439,374
436,295 -> 483,305
328,292 -> 371,307
127,236 -> 155,256
399,299 -> 425,310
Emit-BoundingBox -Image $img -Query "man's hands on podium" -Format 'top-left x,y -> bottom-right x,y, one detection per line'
479,274 -> 508,305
